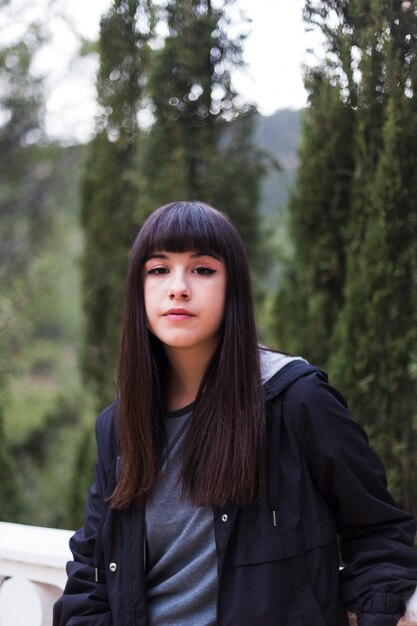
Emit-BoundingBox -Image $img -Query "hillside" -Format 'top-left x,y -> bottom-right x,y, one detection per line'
254,108 -> 302,215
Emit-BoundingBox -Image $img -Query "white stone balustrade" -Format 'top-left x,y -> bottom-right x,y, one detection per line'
0,520 -> 417,625
0,521 -> 72,626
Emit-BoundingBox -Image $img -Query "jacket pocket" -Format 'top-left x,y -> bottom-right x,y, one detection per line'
219,542 -> 343,626
225,515 -> 335,568
286,549 -> 334,626
221,522 -> 348,626
287,542 -> 350,626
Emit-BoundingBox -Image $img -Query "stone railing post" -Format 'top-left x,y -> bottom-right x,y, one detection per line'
0,521 -> 72,626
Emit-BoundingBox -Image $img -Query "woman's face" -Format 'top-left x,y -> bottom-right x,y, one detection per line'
143,251 -> 226,358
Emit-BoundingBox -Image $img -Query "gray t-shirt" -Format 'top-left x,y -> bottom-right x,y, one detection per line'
145,405 -> 217,625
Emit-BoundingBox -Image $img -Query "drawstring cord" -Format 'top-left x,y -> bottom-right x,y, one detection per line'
268,399 -> 282,527
93,505 -> 106,583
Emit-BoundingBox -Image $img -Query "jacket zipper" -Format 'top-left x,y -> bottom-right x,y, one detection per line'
114,456 -> 128,626
216,400 -> 280,623
120,512 -> 129,626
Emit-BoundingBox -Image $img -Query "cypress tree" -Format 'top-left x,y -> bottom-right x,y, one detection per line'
141,0 -> 264,259
275,0 -> 417,513
80,0 -> 154,407
330,0 -> 417,510
270,72 -> 355,362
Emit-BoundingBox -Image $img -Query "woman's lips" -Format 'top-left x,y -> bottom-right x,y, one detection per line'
163,308 -> 195,320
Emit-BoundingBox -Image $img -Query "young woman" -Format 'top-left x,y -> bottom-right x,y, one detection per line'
54,201 -> 417,626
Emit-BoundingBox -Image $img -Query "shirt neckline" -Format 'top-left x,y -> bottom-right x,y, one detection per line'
166,402 -> 194,419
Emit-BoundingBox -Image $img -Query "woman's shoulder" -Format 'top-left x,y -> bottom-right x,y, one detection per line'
261,346 -> 327,404
273,365 -> 370,464
265,359 -> 357,446
281,368 -> 348,414
96,400 -> 116,429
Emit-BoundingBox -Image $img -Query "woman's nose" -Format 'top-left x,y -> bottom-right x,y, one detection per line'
168,271 -> 190,299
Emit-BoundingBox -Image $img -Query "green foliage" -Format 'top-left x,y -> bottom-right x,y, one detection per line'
0,15 -> 46,520
66,423 -> 97,529
8,393 -> 94,529
80,0 -> 154,408
0,68 -> 91,525
0,27 -> 48,275
330,33 -> 417,510
141,0 -> 265,260
0,407 -> 20,521
270,77 -> 355,362
80,133 -> 140,406
274,0 -> 417,514
95,0 -> 154,139
0,217 -> 91,527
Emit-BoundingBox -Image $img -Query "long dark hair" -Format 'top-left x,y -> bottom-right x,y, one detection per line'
112,201 -> 265,509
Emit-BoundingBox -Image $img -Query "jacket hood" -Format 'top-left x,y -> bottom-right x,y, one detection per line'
259,347 -> 322,401
260,347 -> 306,385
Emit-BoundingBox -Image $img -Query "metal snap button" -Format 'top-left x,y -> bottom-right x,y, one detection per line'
109,562 -> 118,572
221,514 -> 228,522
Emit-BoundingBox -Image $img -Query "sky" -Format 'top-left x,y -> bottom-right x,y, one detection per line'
38,0 -> 324,142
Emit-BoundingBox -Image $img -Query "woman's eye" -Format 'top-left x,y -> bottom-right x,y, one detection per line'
193,267 -> 216,275
147,267 -> 168,275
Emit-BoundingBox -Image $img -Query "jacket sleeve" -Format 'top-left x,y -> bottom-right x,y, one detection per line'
53,409 -> 115,626
285,372 -> 417,626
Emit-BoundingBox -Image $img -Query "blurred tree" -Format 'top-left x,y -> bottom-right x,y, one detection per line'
270,73 -> 354,362
80,0 -> 154,408
273,0 -> 417,513
0,408 -> 20,521
141,0 -> 265,260
0,25 -> 46,274
0,13 -> 46,520
329,0 -> 417,511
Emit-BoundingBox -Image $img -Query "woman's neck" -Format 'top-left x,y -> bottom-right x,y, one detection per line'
164,344 -> 216,412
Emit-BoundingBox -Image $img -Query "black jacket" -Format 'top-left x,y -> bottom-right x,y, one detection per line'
53,361 -> 417,626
